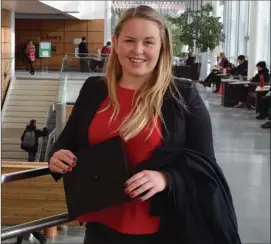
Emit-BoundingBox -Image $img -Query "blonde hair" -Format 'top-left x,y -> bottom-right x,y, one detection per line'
104,5 -> 174,141
220,52 -> 225,58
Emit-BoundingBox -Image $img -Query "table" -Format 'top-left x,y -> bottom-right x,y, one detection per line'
221,79 -> 250,107
256,85 -> 270,92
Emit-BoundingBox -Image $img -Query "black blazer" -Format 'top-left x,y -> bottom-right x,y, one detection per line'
49,76 -> 241,244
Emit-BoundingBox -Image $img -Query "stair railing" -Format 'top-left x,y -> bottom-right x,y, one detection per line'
1,168 -> 71,241
44,128 -> 57,162
36,104 -> 55,162
1,57 -> 14,110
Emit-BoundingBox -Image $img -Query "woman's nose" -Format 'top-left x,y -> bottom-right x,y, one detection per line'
132,42 -> 144,54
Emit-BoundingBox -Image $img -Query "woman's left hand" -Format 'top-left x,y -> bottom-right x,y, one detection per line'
125,170 -> 168,201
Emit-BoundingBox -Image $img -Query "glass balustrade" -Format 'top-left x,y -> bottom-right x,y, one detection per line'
56,54 -> 108,104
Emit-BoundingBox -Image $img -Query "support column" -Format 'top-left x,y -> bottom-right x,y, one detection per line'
211,1 -> 221,67
104,1 -> 112,44
247,1 -> 259,79
10,11 -> 15,78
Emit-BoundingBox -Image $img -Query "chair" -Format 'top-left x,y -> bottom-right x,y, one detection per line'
190,62 -> 202,81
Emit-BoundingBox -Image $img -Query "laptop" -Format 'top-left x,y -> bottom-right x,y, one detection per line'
63,136 -> 130,219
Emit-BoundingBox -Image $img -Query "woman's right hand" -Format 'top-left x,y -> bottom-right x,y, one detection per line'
49,149 -> 77,174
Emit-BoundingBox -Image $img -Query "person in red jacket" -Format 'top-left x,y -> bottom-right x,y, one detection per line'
25,40 -> 36,75
101,41 -> 112,56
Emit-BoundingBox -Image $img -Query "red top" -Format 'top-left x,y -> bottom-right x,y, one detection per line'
27,45 -> 35,61
101,46 -> 111,55
76,86 -> 162,234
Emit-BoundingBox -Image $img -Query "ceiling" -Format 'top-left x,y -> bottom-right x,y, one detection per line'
1,0 -> 66,14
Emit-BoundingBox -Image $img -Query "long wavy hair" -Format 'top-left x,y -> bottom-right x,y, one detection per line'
104,5 -> 178,141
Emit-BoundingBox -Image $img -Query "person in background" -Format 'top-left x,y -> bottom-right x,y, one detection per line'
231,55 -> 248,77
256,72 -> 271,119
101,41 -> 112,56
25,40 -> 36,75
238,61 -> 271,108
185,52 -> 196,66
96,48 -> 101,59
250,61 -> 270,83
256,90 -> 271,119
201,52 -> 231,91
215,52 -> 231,71
78,36 -> 89,72
20,119 -> 48,162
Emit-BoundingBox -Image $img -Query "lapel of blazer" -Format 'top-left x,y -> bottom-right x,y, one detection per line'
78,80 -> 108,147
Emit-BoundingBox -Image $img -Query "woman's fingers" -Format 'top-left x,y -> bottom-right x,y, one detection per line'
125,170 -> 146,186
49,149 -> 77,174
139,188 -> 157,202
129,181 -> 154,199
60,149 -> 77,162
50,158 -> 68,174
125,176 -> 149,194
58,150 -> 77,167
54,158 -> 71,172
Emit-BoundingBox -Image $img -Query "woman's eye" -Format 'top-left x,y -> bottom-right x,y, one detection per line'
145,41 -> 154,45
125,39 -> 134,43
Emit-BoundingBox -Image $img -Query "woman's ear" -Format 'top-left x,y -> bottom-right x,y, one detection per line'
112,35 -> 118,55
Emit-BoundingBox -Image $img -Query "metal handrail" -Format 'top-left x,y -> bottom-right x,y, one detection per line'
1,167 -> 50,184
1,167 -> 72,241
1,213 -> 71,241
44,128 -> 56,162
1,57 -> 14,109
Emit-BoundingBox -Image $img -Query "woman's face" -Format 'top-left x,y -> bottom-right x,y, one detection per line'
29,41 -> 33,45
114,17 -> 162,78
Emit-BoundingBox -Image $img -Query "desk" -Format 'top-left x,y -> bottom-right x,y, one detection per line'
256,86 -> 270,92
230,81 -> 251,85
221,79 -> 250,107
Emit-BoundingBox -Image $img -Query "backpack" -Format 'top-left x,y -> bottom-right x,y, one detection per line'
22,130 -> 36,149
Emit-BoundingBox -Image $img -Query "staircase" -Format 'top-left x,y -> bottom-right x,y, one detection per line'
1,78 -> 58,162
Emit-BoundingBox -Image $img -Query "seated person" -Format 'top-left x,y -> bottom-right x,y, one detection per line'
256,91 -> 270,119
215,52 -> 231,71
235,61 -> 270,108
231,55 -> 248,77
186,52 -> 196,66
201,52 -> 231,91
101,41 -> 112,56
250,61 -> 270,83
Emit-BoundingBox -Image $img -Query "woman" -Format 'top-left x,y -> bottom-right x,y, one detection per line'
49,5 -> 240,244
201,52 -> 231,92
25,40 -> 36,75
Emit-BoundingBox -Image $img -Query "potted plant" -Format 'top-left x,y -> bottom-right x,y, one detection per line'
167,3 -> 223,53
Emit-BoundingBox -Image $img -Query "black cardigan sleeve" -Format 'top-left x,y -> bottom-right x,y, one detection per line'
48,77 -> 95,181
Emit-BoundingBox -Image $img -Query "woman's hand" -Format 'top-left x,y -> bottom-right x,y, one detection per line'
49,149 -> 77,174
125,170 -> 168,201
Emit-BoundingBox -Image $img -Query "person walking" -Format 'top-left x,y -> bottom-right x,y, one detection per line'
25,40 -> 36,75
21,119 -> 48,162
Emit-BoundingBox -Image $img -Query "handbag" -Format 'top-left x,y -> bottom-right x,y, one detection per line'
63,136 -> 130,219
